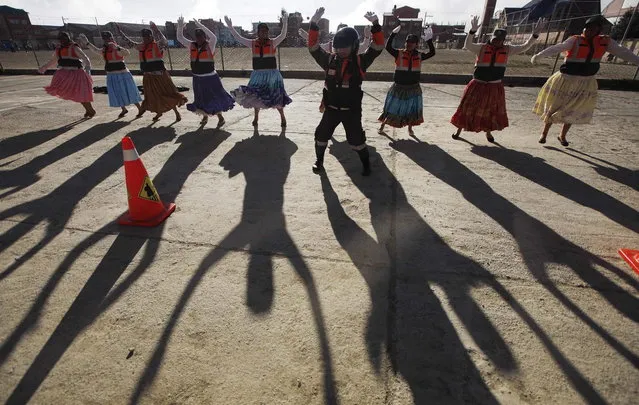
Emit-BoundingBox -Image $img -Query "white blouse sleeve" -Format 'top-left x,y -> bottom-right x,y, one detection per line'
272,16 -> 288,47
74,45 -> 92,69
463,33 -> 482,55
176,22 -> 192,48
508,34 -> 537,55
606,38 -> 639,65
358,36 -> 371,55
227,24 -> 253,48
533,36 -> 576,58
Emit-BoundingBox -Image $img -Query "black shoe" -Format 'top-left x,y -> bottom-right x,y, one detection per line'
486,133 -> 495,143
312,161 -> 324,174
557,136 -> 569,147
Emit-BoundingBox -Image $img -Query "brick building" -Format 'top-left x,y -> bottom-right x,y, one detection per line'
382,5 -> 423,48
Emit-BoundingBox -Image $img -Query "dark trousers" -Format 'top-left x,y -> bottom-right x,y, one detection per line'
314,108 -> 366,149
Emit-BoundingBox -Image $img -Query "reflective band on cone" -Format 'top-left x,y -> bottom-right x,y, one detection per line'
123,148 -> 139,162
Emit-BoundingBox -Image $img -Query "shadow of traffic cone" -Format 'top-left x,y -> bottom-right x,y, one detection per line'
118,136 -> 175,227
618,249 -> 639,276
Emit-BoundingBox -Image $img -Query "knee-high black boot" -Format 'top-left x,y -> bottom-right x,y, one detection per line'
313,144 -> 327,173
356,147 -> 371,176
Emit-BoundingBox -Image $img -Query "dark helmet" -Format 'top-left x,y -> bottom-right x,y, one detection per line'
57,31 -> 71,42
333,26 -> 359,52
141,28 -> 153,37
101,31 -> 114,41
585,15 -> 607,27
257,22 -> 269,31
194,28 -> 207,38
406,34 -> 419,43
491,28 -> 507,40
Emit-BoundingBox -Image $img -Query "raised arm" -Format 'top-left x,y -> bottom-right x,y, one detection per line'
420,26 -> 435,60
224,16 -> 252,48
509,18 -> 545,55
606,38 -> 639,65
74,44 -> 92,73
357,25 -> 371,55
176,16 -> 191,48
463,16 -> 482,55
308,8 -> 330,69
531,36 -> 576,63
359,11 -> 385,71
115,23 -> 141,49
272,12 -> 288,47
194,19 -> 217,49
150,21 -> 168,49
385,26 -> 401,58
37,49 -> 58,73
301,27 -> 333,53
78,34 -> 101,56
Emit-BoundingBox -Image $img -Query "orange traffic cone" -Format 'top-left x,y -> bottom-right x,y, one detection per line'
618,249 -> 639,276
118,136 -> 175,227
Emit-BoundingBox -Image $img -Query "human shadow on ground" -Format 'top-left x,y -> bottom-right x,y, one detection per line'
0,126 -> 177,365
0,121 -> 123,199
388,138 -> 638,401
0,125 -> 173,283
323,140 -> 511,404
2,127 -> 230,404
128,129 -> 339,405
546,146 -> 638,192
468,144 -> 639,234
0,119 -> 87,162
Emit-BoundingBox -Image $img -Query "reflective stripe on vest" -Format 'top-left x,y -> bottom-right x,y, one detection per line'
252,39 -> 277,58
395,50 -> 421,72
190,42 -> 214,62
565,35 -> 609,64
475,45 -> 509,68
139,42 -> 163,63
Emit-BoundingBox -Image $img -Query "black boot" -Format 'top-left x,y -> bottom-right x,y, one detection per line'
357,147 -> 371,176
313,144 -> 327,174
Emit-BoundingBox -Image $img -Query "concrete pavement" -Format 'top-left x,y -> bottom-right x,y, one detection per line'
0,75 -> 637,404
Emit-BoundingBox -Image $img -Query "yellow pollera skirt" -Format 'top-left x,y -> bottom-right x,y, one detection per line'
533,71 -> 598,125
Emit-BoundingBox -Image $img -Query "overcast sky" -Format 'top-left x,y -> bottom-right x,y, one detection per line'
6,0 -> 618,31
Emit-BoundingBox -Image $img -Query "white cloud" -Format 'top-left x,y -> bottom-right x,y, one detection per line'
186,0 -> 222,21
6,0 -> 619,31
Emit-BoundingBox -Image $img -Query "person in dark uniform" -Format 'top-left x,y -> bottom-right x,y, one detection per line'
307,7 -> 385,176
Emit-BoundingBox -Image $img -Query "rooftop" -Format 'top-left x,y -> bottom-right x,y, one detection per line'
0,5 -> 28,15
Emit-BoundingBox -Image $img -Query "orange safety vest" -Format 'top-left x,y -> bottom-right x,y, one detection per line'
139,41 -> 165,72
475,44 -> 509,68
395,50 -> 421,72
190,41 -> 215,74
104,42 -> 125,62
565,35 -> 609,64
57,43 -> 82,68
252,39 -> 277,58
190,42 -> 214,62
